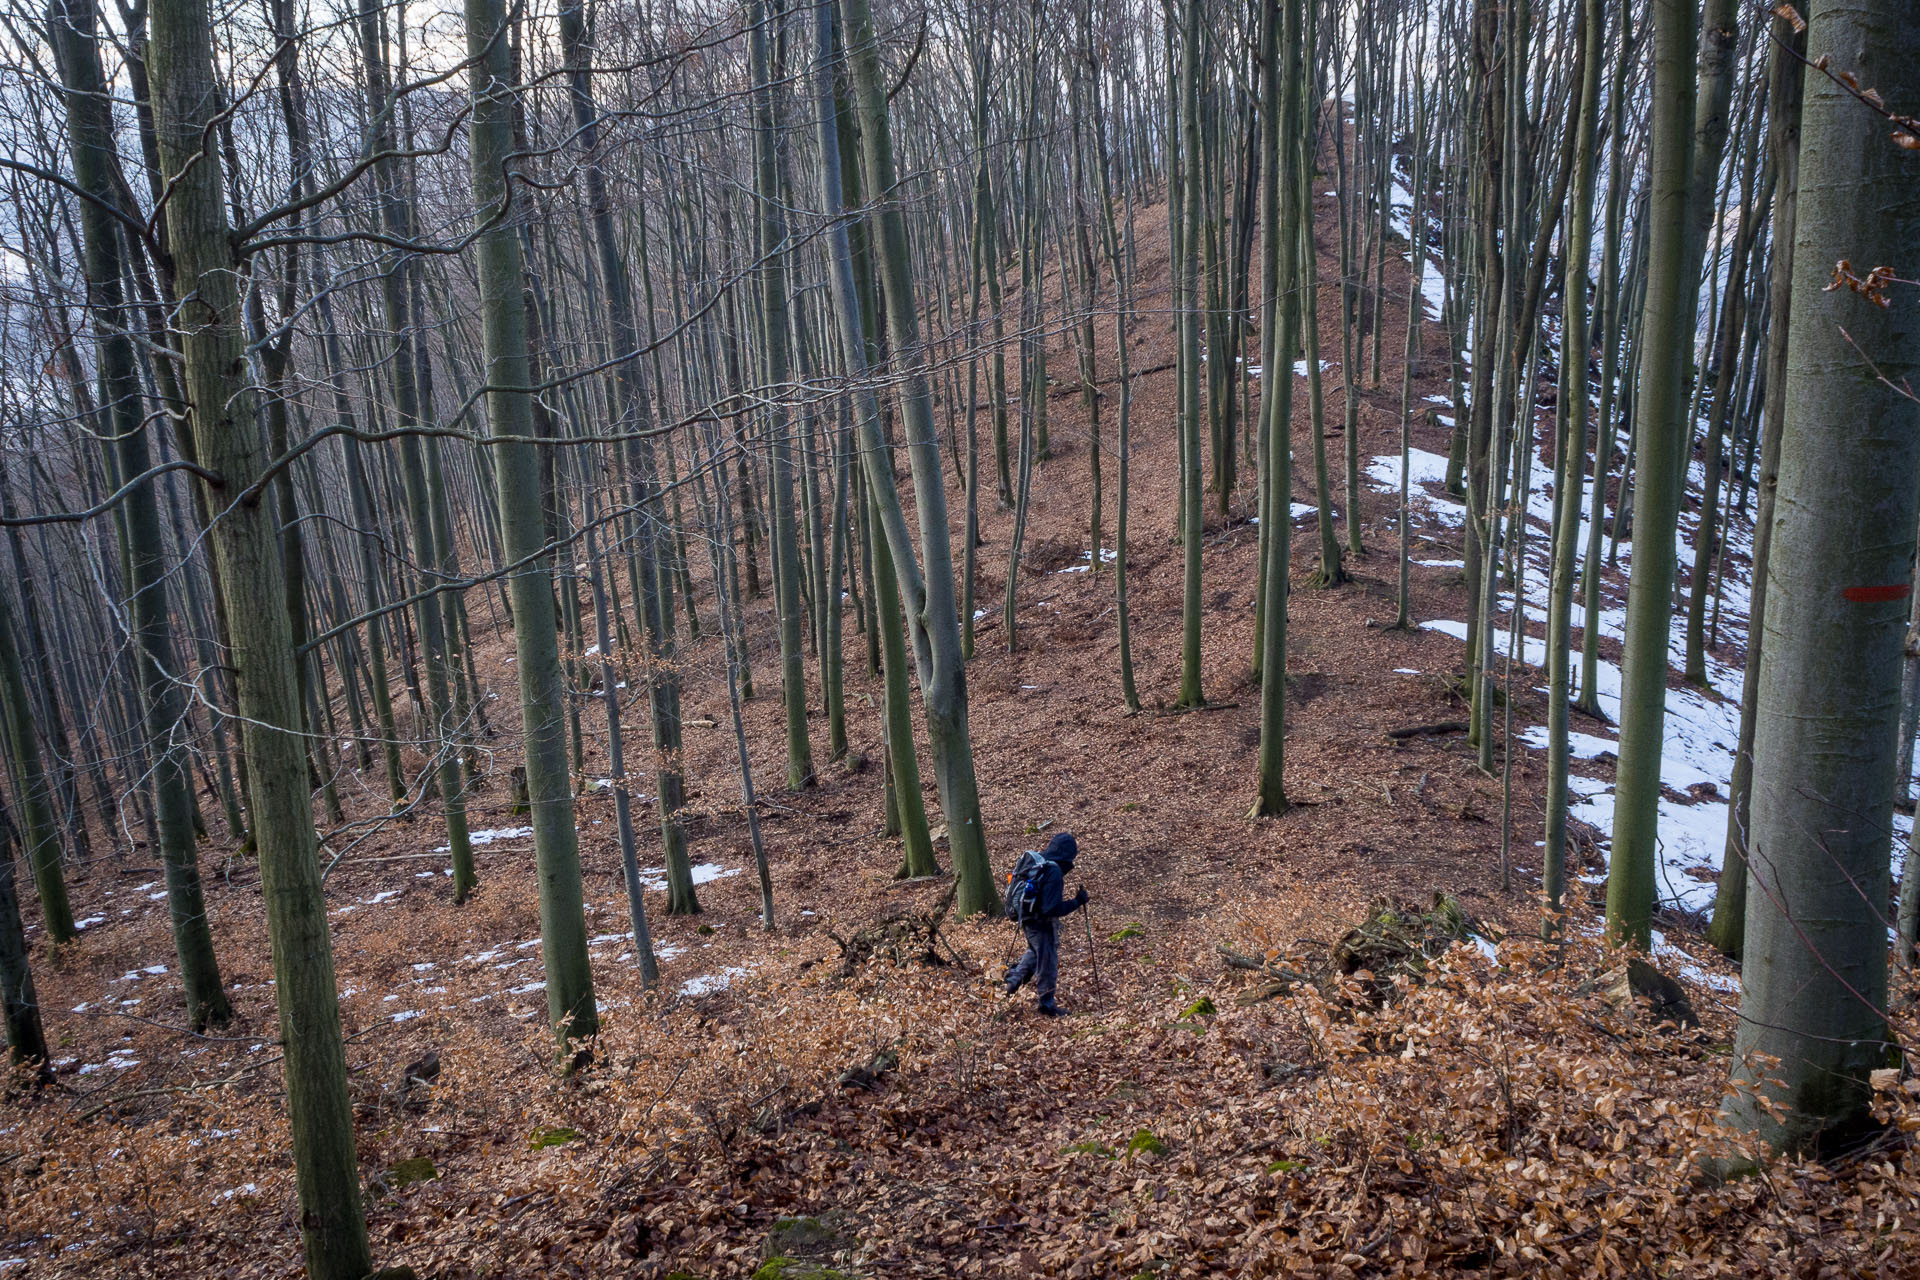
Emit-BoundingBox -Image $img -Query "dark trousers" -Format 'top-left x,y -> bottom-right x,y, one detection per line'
1006,921 -> 1059,1006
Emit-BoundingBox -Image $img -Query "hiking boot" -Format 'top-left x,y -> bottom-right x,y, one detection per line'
1036,1002 -> 1067,1018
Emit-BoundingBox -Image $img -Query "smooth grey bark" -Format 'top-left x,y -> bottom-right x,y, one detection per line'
583,517 -> 658,987
49,0 -> 228,1025
1173,0 -> 1205,708
811,0 -> 934,877
1576,11 -> 1636,718
1252,0 -> 1298,817
693,413 -> 778,928
1707,15 -> 1802,961
1543,0 -> 1603,929
1724,0 -> 1920,1154
749,0 -> 815,791
460,0 -> 598,1057
1091,55 -> 1142,713
1392,22 -> 1430,634
147,0 -> 369,1261
838,0 -> 998,916
1606,0 -> 1704,948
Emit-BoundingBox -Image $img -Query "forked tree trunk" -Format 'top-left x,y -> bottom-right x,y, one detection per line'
49,0 -> 228,1025
835,0 -> 998,917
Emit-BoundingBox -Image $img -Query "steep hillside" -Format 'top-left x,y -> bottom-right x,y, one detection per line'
8,179 -> 1916,1280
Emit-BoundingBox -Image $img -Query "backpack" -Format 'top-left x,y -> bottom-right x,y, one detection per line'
1004,850 -> 1049,926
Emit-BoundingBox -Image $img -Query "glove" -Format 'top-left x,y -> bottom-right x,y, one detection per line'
1073,888 -> 1089,908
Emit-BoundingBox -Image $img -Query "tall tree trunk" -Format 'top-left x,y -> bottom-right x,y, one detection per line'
1252,0 -> 1298,817
556,0 -> 696,916
834,0 -> 998,917
49,0 -> 229,1025
1543,0 -> 1603,931
1605,0 -> 1706,948
1724,0 -> 1920,1154
1174,0 -> 1206,708
1706,14 -> 1802,960
461,0 -> 598,1057
147,0 -> 368,1261
357,0 -> 476,897
750,0 -> 816,790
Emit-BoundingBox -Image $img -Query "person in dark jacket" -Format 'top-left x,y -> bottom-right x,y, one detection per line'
1004,832 -> 1087,1016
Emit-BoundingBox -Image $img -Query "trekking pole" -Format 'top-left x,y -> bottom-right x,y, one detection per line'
1083,895 -> 1100,990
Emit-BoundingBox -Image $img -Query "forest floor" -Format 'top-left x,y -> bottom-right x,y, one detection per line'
7,176 -> 1920,1278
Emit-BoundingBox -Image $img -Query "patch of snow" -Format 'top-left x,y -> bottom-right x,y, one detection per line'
438,826 -> 532,852
637,862 -> 741,893
1518,726 -> 1618,760
1388,397 -> 1754,916
1054,548 -> 1121,574
679,966 -> 749,997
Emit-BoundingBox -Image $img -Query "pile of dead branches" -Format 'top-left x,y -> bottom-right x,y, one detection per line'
1220,892 -> 1484,1006
825,881 -> 963,979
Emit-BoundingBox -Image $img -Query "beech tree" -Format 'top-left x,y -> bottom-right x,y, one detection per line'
146,0 -> 369,1262
460,0 -> 598,1055
1722,0 -> 1920,1155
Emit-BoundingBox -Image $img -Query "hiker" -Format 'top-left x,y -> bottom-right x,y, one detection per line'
1003,832 -> 1088,1016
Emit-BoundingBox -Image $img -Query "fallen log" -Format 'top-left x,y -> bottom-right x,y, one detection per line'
1386,721 -> 1469,740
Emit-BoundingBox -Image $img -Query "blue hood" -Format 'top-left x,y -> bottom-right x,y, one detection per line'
1042,831 -> 1078,870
